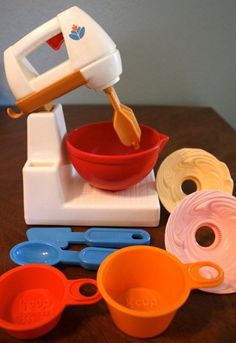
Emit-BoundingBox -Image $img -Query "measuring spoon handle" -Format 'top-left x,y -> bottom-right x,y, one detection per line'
70,228 -> 151,247
60,247 -> 116,270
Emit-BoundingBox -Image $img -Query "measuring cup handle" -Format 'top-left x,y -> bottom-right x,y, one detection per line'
66,278 -> 102,305
184,261 -> 224,289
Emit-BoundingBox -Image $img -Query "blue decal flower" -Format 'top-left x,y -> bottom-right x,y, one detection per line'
69,24 -> 85,40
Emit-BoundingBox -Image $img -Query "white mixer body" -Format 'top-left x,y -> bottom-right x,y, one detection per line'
4,6 -> 122,100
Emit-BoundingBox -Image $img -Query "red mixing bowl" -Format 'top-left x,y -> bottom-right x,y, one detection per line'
66,122 -> 169,191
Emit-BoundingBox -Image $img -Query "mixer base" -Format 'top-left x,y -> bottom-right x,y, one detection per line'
23,104 -> 160,227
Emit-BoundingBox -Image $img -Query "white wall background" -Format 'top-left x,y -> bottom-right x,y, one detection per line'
0,0 -> 235,128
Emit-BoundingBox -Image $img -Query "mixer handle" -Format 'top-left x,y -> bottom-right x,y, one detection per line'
6,102 -> 54,119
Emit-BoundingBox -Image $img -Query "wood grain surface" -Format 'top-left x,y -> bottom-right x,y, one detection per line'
0,105 -> 235,343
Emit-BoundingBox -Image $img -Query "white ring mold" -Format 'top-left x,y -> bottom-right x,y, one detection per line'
165,189 -> 236,294
156,148 -> 233,213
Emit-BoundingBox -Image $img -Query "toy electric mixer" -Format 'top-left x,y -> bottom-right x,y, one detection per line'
4,6 -> 167,226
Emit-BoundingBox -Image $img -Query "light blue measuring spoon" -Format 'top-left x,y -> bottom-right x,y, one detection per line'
10,241 -> 115,270
26,227 -> 151,248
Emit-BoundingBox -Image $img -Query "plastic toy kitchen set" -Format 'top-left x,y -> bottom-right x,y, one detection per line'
1,5 -> 236,341
4,5 -> 169,227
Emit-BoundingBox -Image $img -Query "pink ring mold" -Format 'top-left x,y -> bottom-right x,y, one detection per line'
165,189 -> 236,294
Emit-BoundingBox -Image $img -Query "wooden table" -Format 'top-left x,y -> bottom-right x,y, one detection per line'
0,105 -> 235,342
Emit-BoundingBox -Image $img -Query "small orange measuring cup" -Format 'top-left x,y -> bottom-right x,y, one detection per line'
0,264 -> 101,339
97,246 -> 224,338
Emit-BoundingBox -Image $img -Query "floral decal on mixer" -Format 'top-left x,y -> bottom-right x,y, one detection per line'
69,24 -> 85,40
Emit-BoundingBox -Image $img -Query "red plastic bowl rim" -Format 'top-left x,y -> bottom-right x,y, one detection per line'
65,122 -> 169,162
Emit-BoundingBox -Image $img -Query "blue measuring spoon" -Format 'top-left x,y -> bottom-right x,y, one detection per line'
26,227 -> 151,248
10,241 -> 115,270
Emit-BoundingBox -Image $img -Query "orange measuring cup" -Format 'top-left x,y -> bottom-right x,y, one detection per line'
97,246 -> 224,338
0,264 -> 101,339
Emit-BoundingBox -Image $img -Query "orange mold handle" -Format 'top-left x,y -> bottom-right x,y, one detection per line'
66,278 -> 102,305
184,261 -> 224,290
